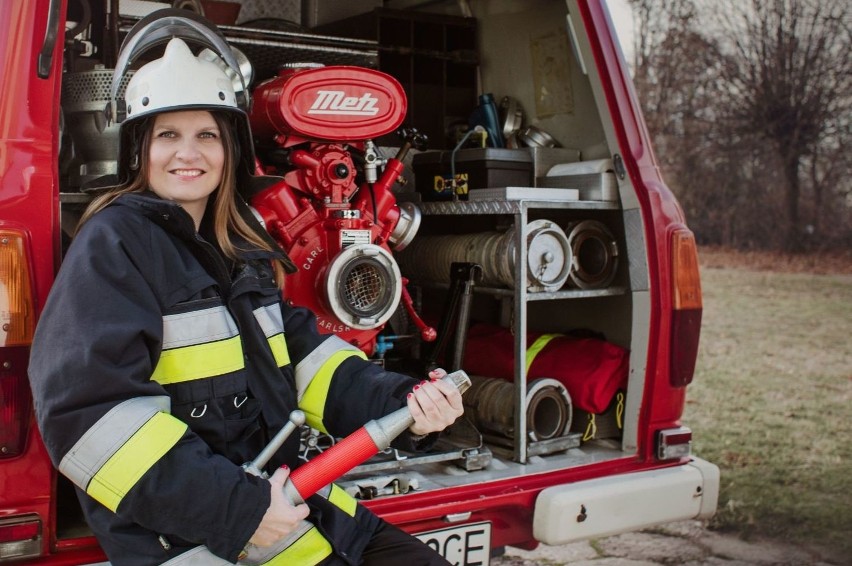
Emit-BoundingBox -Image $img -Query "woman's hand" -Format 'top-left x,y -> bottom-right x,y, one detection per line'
407,368 -> 465,436
249,466 -> 310,547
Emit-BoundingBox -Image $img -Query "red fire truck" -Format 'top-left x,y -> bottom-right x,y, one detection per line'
0,0 -> 718,563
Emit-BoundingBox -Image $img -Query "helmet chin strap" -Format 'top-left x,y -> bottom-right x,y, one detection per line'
126,119 -> 147,172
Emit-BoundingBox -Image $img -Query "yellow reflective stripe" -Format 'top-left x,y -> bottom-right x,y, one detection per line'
151,336 -> 245,385
328,484 -> 357,517
300,349 -> 367,433
253,304 -> 290,367
86,412 -> 187,512
262,526 -> 332,566
59,397 -> 171,491
295,336 -> 362,400
267,333 -> 290,367
525,333 -> 563,373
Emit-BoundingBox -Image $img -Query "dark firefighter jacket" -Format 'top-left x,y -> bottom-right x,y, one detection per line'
28,193 -> 423,566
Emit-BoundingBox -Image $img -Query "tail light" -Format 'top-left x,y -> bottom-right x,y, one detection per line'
669,230 -> 702,387
0,515 -> 42,560
657,426 -> 693,460
0,229 -> 35,347
0,229 -> 35,458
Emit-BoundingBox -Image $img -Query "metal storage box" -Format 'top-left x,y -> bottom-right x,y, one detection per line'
412,148 -> 533,201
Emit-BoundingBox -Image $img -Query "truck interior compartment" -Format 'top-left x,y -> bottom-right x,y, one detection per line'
56,0 -> 649,531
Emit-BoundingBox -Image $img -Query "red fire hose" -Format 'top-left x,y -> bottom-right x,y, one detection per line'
285,370 -> 471,504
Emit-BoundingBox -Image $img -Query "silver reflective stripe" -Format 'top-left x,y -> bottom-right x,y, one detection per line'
315,485 -> 332,498
161,546 -> 231,565
295,335 -> 362,400
252,304 -> 284,338
162,306 -> 238,349
58,396 -> 171,491
240,520 -> 314,565
159,522 -> 318,566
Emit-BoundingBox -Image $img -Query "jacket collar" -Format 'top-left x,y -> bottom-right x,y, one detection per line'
110,192 -> 287,264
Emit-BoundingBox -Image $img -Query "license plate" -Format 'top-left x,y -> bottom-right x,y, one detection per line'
414,521 -> 491,566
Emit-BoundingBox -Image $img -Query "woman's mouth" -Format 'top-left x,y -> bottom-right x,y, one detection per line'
171,169 -> 204,178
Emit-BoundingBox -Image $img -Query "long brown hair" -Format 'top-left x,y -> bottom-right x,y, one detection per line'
79,111 -> 286,283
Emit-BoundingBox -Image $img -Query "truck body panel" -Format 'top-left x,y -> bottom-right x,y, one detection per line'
0,1 -> 718,563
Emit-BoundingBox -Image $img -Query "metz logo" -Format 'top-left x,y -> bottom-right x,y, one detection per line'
307,90 -> 381,116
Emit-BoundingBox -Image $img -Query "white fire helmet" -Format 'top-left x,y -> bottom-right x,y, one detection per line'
124,37 -> 238,121
114,37 -> 255,186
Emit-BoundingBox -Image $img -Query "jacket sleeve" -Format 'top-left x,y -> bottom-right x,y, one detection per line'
28,214 -> 267,562
281,303 -> 425,451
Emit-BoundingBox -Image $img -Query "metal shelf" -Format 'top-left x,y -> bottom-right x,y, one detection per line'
405,193 -> 625,463
60,193 -> 94,204
418,281 -> 626,301
118,18 -> 379,82
415,197 -> 620,216
477,285 -> 626,300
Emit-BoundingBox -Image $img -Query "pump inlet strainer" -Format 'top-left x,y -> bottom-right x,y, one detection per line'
324,244 -> 402,330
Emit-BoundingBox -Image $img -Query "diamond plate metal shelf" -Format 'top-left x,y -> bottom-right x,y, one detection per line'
119,18 -> 379,82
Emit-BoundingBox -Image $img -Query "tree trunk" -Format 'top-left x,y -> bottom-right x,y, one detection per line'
783,155 -> 802,252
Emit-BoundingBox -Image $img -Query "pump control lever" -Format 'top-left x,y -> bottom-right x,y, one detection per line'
242,409 -> 306,478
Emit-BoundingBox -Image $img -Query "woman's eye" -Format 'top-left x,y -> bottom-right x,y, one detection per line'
199,131 -> 219,139
156,131 -> 176,138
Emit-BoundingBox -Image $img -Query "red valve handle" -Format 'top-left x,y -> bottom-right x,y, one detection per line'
400,277 -> 437,342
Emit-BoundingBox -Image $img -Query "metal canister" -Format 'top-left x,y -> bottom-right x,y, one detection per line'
564,220 -> 619,289
463,375 -> 572,442
397,219 -> 571,292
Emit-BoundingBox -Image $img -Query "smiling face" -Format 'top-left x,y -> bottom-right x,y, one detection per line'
147,110 -> 225,227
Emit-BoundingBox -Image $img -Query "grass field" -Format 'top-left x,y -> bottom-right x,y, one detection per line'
684,252 -> 852,556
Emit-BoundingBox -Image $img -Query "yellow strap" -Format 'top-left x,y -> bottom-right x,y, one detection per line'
582,414 -> 597,442
300,350 -> 367,433
525,333 -> 563,373
615,391 -> 625,429
262,526 -> 332,566
151,335 -> 245,385
87,412 -> 187,511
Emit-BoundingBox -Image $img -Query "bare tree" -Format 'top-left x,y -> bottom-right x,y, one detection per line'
714,0 -> 851,251
629,0 -> 851,251
628,0 -> 738,245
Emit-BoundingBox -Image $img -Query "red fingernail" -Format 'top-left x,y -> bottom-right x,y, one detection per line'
413,385 -> 420,391
280,464 -> 288,470
407,393 -> 413,399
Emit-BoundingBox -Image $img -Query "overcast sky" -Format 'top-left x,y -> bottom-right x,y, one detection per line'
605,0 -> 635,62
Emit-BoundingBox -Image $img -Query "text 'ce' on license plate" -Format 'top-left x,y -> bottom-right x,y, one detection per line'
415,521 -> 491,566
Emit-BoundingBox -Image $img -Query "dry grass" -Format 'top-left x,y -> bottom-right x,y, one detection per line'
685,247 -> 852,557
699,245 -> 852,275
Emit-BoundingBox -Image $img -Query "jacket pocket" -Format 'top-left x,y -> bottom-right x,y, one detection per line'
172,392 -> 262,464
223,397 -> 263,463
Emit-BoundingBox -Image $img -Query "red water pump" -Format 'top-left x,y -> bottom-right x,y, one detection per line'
248,65 -> 430,355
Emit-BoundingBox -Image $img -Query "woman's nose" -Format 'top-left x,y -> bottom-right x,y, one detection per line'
174,139 -> 202,161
